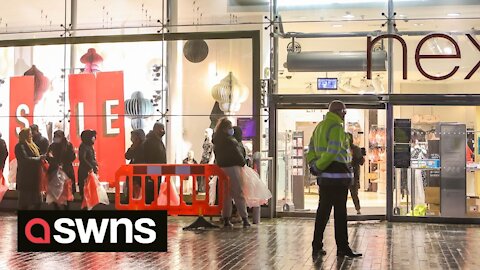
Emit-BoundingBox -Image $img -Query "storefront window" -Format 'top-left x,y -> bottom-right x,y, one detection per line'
167,38 -> 254,161
391,1 -> 480,93
277,108 -> 386,215
76,0 -> 165,30
0,0 -> 66,40
393,105 -> 480,218
277,0 -> 388,95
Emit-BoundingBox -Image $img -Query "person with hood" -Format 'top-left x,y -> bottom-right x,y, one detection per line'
144,122 -> 166,164
123,129 -> 146,203
30,124 -> 49,155
0,131 -> 8,172
143,122 -> 166,204
125,129 -> 146,164
213,117 -> 250,228
15,128 -> 44,210
47,130 -> 76,210
78,129 -> 98,202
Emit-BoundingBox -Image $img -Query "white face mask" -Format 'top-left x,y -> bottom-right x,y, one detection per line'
53,138 -> 62,143
227,128 -> 234,136
91,137 -> 96,143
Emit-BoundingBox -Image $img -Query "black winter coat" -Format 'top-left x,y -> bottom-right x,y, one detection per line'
125,143 -> 146,164
78,143 -> 97,185
15,142 -> 41,192
350,144 -> 365,189
47,142 -> 76,193
212,134 -> 246,168
144,131 -> 166,164
0,138 -> 8,171
33,134 -> 49,155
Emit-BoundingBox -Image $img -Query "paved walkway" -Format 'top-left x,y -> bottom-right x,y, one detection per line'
1,214 -> 479,269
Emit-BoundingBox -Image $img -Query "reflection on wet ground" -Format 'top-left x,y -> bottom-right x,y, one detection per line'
1,214 -> 479,269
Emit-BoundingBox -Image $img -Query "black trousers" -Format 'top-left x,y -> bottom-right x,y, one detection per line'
312,185 -> 349,251
349,186 -> 361,211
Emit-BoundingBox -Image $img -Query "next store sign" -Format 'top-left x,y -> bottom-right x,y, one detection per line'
367,33 -> 480,80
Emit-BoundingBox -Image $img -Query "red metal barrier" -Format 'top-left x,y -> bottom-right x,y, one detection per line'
115,164 -> 228,217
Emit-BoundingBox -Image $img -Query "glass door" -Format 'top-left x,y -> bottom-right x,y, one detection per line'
276,105 -> 387,217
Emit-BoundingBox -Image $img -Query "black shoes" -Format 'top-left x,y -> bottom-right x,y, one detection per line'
242,218 -> 251,228
312,248 -> 327,257
336,249 -> 362,258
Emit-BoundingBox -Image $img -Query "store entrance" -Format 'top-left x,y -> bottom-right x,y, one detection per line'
275,97 -> 386,218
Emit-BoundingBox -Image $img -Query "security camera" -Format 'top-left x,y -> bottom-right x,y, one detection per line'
279,69 -> 285,75
286,75 -> 292,79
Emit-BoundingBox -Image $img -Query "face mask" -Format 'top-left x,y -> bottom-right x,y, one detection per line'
54,138 -> 62,143
227,128 -> 235,136
91,137 -> 96,143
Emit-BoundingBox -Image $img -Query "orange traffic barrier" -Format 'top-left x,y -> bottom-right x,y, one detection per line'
115,164 -> 228,218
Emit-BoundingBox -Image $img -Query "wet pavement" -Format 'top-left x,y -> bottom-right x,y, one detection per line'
1,213 -> 479,270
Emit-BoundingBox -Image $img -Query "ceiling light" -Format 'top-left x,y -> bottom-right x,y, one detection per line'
332,24 -> 343,28
414,23 -> 424,26
447,13 -> 461,17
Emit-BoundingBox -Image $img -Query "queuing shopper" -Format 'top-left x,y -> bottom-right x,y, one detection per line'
213,118 -> 250,228
30,124 -> 49,155
15,128 -> 44,210
144,122 -> 167,164
307,100 -> 362,258
144,122 -> 167,204
124,129 -> 146,203
347,133 -> 365,215
47,130 -> 76,210
0,132 -> 8,172
78,129 -> 98,203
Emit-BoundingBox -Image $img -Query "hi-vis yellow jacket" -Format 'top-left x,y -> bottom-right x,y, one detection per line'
307,112 -> 353,186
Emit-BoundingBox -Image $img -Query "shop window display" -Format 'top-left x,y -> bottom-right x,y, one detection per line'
393,106 -> 480,218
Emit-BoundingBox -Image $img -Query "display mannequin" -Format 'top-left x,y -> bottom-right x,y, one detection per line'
200,128 -> 215,164
182,150 -> 197,194
200,128 -> 215,194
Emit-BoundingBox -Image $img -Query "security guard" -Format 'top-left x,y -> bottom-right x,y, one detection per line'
307,100 -> 362,258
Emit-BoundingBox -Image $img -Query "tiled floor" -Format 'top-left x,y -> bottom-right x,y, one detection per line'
1,213 -> 479,270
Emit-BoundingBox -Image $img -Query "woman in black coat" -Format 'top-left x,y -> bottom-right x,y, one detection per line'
123,129 -> 146,203
213,117 -> 249,228
47,130 -> 76,210
15,128 -> 44,210
78,129 -> 98,202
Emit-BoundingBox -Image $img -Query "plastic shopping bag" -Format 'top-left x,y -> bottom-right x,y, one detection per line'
242,166 -> 272,207
208,176 -> 217,205
39,160 -> 49,192
56,179 -> 74,206
81,172 -> 110,210
157,178 -> 180,206
0,172 -> 8,203
48,168 -> 68,200
8,159 -> 17,184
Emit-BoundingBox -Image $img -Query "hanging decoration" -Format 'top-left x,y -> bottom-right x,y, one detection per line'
80,48 -> 103,73
125,91 -> 154,130
183,40 -> 209,63
211,72 -> 248,115
23,65 -> 49,104
183,0 -> 209,63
